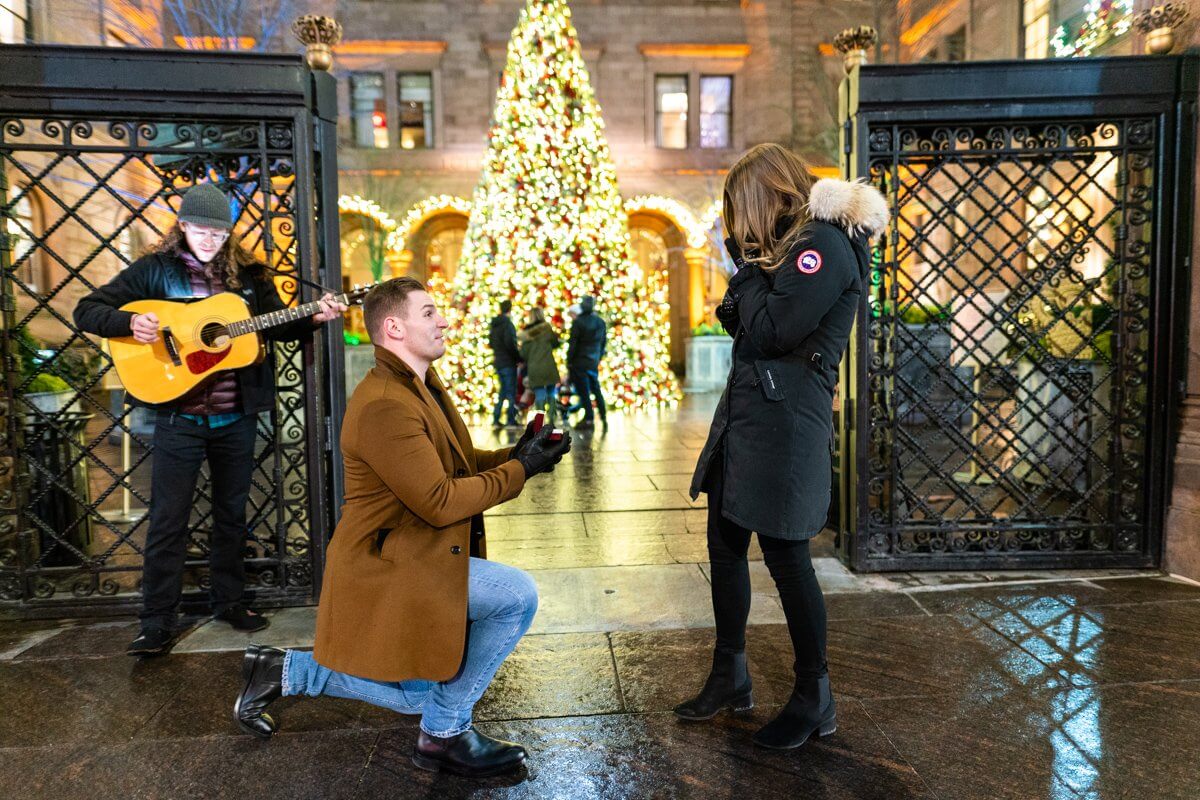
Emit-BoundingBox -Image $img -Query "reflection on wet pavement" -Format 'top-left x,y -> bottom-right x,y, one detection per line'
2,395 -> 1199,798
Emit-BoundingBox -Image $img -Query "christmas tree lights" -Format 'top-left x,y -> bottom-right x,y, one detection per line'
441,0 -> 679,412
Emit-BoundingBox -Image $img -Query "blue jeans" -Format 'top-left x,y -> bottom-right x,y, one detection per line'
569,367 -> 606,422
493,366 -> 518,425
531,385 -> 557,424
282,558 -> 538,738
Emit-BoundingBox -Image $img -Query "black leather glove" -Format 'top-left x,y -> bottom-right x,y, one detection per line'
508,420 -> 538,462
516,426 -> 572,478
715,289 -> 738,329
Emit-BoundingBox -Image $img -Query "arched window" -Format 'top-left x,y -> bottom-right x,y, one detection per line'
425,226 -> 464,281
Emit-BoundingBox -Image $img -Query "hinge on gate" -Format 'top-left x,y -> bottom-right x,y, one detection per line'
324,416 -> 333,452
843,119 -> 853,156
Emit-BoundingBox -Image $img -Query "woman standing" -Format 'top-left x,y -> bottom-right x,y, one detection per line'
677,144 -> 888,749
518,307 -> 561,424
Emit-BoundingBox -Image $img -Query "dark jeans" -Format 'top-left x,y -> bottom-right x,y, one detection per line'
493,366 -> 519,425
568,366 -> 606,422
705,444 -> 828,681
140,412 -> 258,629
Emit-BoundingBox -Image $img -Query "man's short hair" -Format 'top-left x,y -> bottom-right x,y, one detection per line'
499,299 -> 512,315
363,277 -> 426,342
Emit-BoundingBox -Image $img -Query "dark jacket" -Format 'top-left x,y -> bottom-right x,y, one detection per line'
488,314 -> 520,369
567,310 -> 606,370
517,321 -> 560,388
690,178 -> 888,539
73,251 -> 315,413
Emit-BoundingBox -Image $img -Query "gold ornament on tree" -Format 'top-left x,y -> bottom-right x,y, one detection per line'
833,26 -> 878,73
1133,3 -> 1190,55
292,15 -> 343,71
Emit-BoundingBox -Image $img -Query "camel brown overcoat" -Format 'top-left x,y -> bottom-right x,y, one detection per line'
313,347 -> 525,681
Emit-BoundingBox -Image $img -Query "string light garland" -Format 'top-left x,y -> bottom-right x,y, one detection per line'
387,194 -> 474,254
624,195 -> 708,249
1051,0 -> 1134,57
442,0 -> 679,412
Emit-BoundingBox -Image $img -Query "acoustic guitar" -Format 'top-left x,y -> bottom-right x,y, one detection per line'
109,285 -> 373,404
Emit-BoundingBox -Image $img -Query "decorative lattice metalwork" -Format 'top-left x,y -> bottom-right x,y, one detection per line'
861,119 -> 1156,563
0,115 -> 322,611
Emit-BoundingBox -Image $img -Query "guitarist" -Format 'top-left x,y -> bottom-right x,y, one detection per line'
74,183 -> 347,656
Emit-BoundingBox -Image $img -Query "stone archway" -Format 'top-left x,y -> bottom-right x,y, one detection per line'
407,210 -> 470,283
627,211 -> 689,375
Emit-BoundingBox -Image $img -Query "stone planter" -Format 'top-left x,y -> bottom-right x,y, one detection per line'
22,389 -> 80,417
684,336 -> 732,392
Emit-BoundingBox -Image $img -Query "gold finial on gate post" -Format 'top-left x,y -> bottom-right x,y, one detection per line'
1133,3 -> 1190,55
833,26 -> 878,74
292,15 -> 343,71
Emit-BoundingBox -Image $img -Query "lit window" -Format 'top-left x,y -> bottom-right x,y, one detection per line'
6,193 -> 38,292
398,73 -> 434,150
655,75 -> 688,150
1,0 -> 28,44
1023,0 -> 1050,59
699,76 -> 732,149
350,73 -> 387,149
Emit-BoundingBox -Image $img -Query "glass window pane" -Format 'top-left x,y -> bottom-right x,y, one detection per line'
1024,15 -> 1049,59
699,75 -> 731,149
350,72 -> 387,149
398,72 -> 434,150
655,75 -> 688,150
7,193 -> 36,290
1,0 -> 29,44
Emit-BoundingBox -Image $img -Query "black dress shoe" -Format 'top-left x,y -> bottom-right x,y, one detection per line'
412,727 -> 527,777
126,626 -> 175,657
215,605 -> 270,632
234,644 -> 286,738
673,649 -> 754,721
752,674 -> 837,749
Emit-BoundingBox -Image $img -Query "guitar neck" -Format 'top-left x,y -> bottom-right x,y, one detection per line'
226,296 -> 344,338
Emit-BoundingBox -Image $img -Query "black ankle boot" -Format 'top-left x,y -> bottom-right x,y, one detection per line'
233,644 -> 286,738
752,673 -> 836,749
412,727 -> 527,777
673,649 -> 754,721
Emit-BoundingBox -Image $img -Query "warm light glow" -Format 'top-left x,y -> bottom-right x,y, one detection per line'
624,195 -> 709,249
443,0 -> 679,412
173,36 -> 256,50
388,195 -> 474,254
1051,0 -> 1134,57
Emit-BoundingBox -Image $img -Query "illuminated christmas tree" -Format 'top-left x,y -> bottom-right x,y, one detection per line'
442,0 -> 678,412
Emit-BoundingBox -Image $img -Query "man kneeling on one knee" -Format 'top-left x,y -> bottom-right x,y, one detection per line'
234,277 -> 571,778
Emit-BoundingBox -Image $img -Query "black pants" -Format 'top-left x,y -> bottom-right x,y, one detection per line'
705,447 -> 828,681
568,366 -> 606,422
140,412 -> 257,628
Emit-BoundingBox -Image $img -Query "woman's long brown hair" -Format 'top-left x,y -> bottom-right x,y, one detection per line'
723,143 -> 818,272
151,223 -> 260,290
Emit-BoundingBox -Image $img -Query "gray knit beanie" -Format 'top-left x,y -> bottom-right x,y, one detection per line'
178,183 -> 233,230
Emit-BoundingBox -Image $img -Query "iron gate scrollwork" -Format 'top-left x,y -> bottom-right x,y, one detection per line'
838,56 -> 1196,571
0,46 -> 342,615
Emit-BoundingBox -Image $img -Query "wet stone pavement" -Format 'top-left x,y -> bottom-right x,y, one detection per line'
3,394 -> 1200,799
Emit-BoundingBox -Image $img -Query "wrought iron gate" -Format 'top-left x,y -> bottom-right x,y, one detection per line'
0,46 -> 345,615
836,55 -> 1197,571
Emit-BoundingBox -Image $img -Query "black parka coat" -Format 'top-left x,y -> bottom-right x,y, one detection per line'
690,178 -> 889,539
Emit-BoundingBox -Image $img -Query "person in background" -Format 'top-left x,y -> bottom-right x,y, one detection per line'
517,306 -> 561,425
566,295 -> 607,431
488,299 -> 521,428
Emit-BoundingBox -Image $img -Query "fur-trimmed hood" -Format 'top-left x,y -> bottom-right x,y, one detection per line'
807,178 -> 889,237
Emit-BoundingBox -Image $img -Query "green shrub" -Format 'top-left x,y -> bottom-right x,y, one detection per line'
26,373 -> 70,394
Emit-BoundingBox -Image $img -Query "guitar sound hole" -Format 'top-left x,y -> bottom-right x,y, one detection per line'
200,322 -> 231,348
